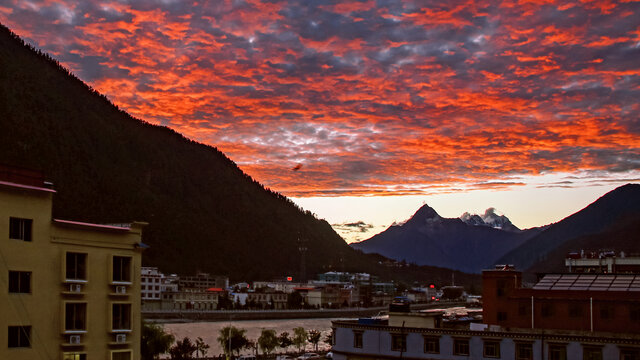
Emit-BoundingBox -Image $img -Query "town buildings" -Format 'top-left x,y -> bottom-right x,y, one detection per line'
0,167 -> 145,360
565,250 -> 640,273
331,265 -> 640,360
483,266 -> 640,334
141,266 -> 163,301
178,272 -> 228,291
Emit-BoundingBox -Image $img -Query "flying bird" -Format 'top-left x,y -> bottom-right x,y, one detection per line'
292,163 -> 303,171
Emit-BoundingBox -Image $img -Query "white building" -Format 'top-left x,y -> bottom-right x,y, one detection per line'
141,266 -> 162,301
331,312 -> 640,360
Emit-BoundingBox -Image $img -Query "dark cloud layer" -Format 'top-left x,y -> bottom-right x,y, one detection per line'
1,0 -> 639,196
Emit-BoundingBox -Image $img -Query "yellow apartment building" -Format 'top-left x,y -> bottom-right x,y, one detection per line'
0,170 -> 145,360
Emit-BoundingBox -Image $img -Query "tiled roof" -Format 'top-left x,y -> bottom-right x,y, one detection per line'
533,274 -> 640,291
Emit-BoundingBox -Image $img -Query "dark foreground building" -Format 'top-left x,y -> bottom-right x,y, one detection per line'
331,266 -> 640,360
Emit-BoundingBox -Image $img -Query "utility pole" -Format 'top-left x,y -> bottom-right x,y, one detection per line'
298,237 -> 308,282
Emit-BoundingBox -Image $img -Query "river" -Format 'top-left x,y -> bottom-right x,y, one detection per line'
159,317 -> 352,356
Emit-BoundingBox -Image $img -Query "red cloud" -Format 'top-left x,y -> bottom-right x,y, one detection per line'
0,0 -> 638,197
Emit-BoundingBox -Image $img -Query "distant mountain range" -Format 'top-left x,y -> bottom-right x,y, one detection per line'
460,208 -> 521,232
352,184 -> 640,273
0,24 -> 484,288
351,205 -> 542,273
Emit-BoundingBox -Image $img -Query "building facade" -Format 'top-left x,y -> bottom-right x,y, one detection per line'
565,251 -> 640,273
331,265 -> 640,360
161,290 -> 219,311
0,172 -> 144,360
483,268 -> 640,333
331,318 -> 640,360
178,272 -> 228,291
141,266 -> 162,301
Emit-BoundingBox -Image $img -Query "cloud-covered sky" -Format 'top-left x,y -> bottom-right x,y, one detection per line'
1,0 -> 639,240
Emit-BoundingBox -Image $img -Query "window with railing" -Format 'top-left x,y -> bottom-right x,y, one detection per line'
423,336 -> 439,354
453,338 -> 469,356
582,346 -> 602,360
483,340 -> 500,358
548,344 -> 567,360
515,342 -> 533,360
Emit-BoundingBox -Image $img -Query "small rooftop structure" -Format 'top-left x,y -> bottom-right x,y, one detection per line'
565,250 -> 640,273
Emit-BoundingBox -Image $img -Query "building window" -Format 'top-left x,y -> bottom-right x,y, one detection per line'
65,303 -> 87,331
496,279 -> 506,297
353,331 -> 363,348
516,342 -> 533,360
620,348 -> 640,360
518,303 -> 529,316
9,217 -> 32,241
629,306 -> 640,321
63,353 -> 87,360
541,303 -> 554,317
569,303 -> 583,318
583,346 -> 602,360
8,271 -> 31,293
111,350 -> 132,360
423,336 -> 439,354
497,311 -> 508,322
600,305 -> 613,319
484,340 -> 500,358
112,303 -> 132,330
8,326 -> 31,348
113,256 -> 132,283
66,253 -> 87,280
549,344 -> 567,360
453,338 -> 469,356
391,334 -> 406,352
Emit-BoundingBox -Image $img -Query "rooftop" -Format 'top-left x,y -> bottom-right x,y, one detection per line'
533,273 -> 640,292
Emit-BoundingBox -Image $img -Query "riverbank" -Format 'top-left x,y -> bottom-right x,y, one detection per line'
161,318 -> 337,357
144,302 -> 465,322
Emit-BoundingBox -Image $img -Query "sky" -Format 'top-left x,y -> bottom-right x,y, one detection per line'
1,0 -> 639,243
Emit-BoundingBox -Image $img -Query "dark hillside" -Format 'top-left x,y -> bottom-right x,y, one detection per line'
496,184 -> 640,271
0,24 -> 350,280
0,24 -> 481,287
527,215 -> 640,274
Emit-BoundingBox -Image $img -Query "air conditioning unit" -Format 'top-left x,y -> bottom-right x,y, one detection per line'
116,334 -> 127,343
69,284 -> 82,293
116,286 -> 127,294
69,335 -> 81,344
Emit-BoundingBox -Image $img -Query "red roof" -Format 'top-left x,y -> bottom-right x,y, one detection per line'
206,287 -> 225,292
53,219 -> 130,231
0,180 -> 56,193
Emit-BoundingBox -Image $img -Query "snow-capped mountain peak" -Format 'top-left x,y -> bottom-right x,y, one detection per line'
460,208 -> 520,232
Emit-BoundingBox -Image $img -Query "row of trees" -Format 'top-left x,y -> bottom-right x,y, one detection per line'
218,326 -> 324,357
142,323 -> 329,360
